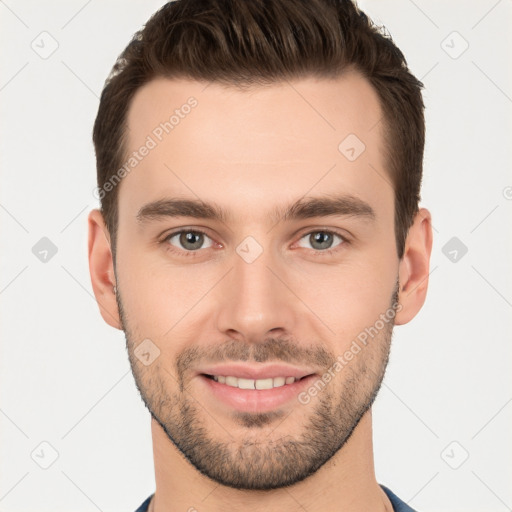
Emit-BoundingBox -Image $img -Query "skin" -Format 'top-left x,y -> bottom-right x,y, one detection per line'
88,71 -> 432,512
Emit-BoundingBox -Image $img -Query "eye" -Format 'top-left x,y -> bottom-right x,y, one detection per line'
296,230 -> 346,252
164,229 -> 214,252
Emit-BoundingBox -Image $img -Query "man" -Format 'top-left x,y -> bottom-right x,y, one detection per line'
88,0 -> 432,510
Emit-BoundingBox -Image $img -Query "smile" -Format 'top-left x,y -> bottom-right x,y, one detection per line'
205,374 -> 304,389
199,372 -> 317,413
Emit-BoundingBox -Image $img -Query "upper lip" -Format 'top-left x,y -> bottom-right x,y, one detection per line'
197,363 -> 317,380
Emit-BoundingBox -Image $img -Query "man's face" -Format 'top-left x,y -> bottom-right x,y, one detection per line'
114,73 -> 400,489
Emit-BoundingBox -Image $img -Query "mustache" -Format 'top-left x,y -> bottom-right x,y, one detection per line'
175,337 -> 334,378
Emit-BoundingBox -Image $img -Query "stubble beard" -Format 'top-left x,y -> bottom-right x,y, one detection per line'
117,284 -> 398,490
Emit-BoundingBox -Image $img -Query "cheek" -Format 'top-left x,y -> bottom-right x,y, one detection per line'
301,253 -> 397,344
115,245 -> 178,336
116,242 -> 222,343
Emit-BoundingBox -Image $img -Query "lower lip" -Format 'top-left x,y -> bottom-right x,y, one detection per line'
198,374 -> 317,413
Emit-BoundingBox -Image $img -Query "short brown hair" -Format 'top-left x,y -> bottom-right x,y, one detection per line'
93,0 -> 425,260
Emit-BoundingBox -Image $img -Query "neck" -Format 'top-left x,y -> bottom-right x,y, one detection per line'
148,409 -> 393,512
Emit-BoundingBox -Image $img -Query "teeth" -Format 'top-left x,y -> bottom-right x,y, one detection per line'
211,375 -> 298,389
225,376 -> 237,387
273,377 -> 285,387
238,377 -> 256,390
255,378 -> 273,390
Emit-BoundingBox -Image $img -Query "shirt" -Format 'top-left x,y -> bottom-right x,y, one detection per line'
134,484 -> 417,511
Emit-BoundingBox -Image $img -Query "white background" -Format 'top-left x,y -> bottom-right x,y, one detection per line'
0,1 -> 511,511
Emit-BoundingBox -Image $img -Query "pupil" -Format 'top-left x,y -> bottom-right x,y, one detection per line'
181,231 -> 202,250
312,232 -> 332,250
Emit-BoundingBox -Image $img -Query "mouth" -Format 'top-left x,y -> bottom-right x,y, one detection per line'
197,367 -> 318,413
201,373 -> 311,390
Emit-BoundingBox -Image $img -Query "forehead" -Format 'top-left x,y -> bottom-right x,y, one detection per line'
120,72 -> 391,224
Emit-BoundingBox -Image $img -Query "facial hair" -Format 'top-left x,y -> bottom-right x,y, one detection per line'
117,280 -> 399,490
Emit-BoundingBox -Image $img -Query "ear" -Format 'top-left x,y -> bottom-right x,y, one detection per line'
87,209 -> 122,329
395,207 -> 433,325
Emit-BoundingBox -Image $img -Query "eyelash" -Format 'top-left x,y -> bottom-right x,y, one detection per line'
160,228 -> 349,258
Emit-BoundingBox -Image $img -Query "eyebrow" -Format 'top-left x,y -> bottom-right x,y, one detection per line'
136,194 -> 376,225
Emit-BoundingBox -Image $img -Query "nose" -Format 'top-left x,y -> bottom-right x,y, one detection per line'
214,241 -> 299,343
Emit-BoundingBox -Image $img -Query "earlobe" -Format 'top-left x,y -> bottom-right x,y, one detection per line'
87,209 -> 122,330
395,208 -> 433,325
